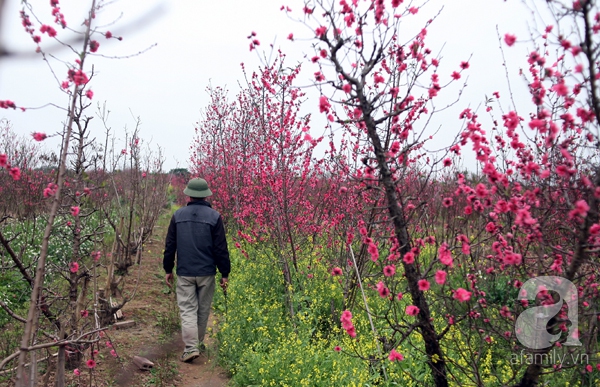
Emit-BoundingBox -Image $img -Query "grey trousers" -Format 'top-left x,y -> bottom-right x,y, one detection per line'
176,275 -> 215,352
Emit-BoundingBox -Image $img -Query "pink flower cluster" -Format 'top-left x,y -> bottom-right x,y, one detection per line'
0,154 -> 20,181
43,183 -> 57,198
340,310 -> 356,337
0,100 -> 17,109
388,348 -> 404,362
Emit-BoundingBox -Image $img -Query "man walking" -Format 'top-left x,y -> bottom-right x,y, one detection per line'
163,177 -> 230,362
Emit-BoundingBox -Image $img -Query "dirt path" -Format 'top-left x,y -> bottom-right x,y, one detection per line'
101,221 -> 230,387
173,314 -> 230,387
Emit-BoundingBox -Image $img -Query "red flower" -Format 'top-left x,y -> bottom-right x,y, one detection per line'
388,348 -> 404,362
442,197 -> 453,207
89,40 -> 99,53
0,154 -> 7,167
334,346 -> 341,352
331,267 -> 343,276
9,167 -> 21,181
453,288 -> 472,302
376,281 -> 390,298
435,270 -> 447,285
71,206 -> 80,216
319,95 -> 331,113
86,359 -> 96,369
69,262 -> 79,273
315,26 -> 327,37
32,132 -> 47,141
403,251 -> 415,264
504,34 -> 517,46
418,279 -> 430,291
405,305 -> 419,316
383,265 -> 395,277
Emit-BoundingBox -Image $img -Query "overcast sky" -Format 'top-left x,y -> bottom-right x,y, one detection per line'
0,0 -> 535,171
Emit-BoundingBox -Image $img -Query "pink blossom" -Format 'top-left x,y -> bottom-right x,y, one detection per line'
435,270 -> 447,285
551,82 -> 569,96
367,242 -> 379,261
453,288 -> 472,302
376,281 -> 390,298
331,267 -> 343,276
287,33 -> 294,40
342,83 -> 352,93
485,222 -> 497,233
319,95 -> 331,113
9,167 -> 21,181
69,262 -> 79,273
315,26 -> 327,37
451,71 -> 461,80
340,310 -> 356,337
80,310 -> 88,317
442,197 -> 453,207
405,305 -> 419,316
32,132 -> 47,141
504,34 -> 517,46
418,279 -> 430,291
0,100 -> 16,109
40,24 -> 57,37
569,199 -> 590,220
110,349 -> 118,357
74,369 -> 81,376
438,243 -> 453,266
388,348 -> 404,361
334,346 -> 341,352
0,154 -> 7,167
68,69 -> 89,86
86,359 -> 96,369
88,40 -> 99,53
71,206 -> 80,216
403,251 -> 415,264
86,89 -> 94,99
43,183 -> 57,198
408,7 -> 418,14
383,265 -> 396,277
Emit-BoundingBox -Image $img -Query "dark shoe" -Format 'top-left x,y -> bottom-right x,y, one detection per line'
198,343 -> 207,353
181,350 -> 200,363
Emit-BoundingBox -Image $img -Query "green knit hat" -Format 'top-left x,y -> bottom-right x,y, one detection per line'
183,178 -> 213,198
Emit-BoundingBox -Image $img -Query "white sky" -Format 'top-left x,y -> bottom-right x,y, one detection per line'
0,0 -> 536,171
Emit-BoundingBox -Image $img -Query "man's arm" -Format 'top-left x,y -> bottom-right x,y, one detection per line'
212,215 -> 231,279
163,215 -> 177,286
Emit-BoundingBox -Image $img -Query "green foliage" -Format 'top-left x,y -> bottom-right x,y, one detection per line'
145,353 -> 178,387
214,242 -> 599,386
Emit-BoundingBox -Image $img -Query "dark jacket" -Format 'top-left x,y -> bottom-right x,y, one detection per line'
163,200 -> 230,278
